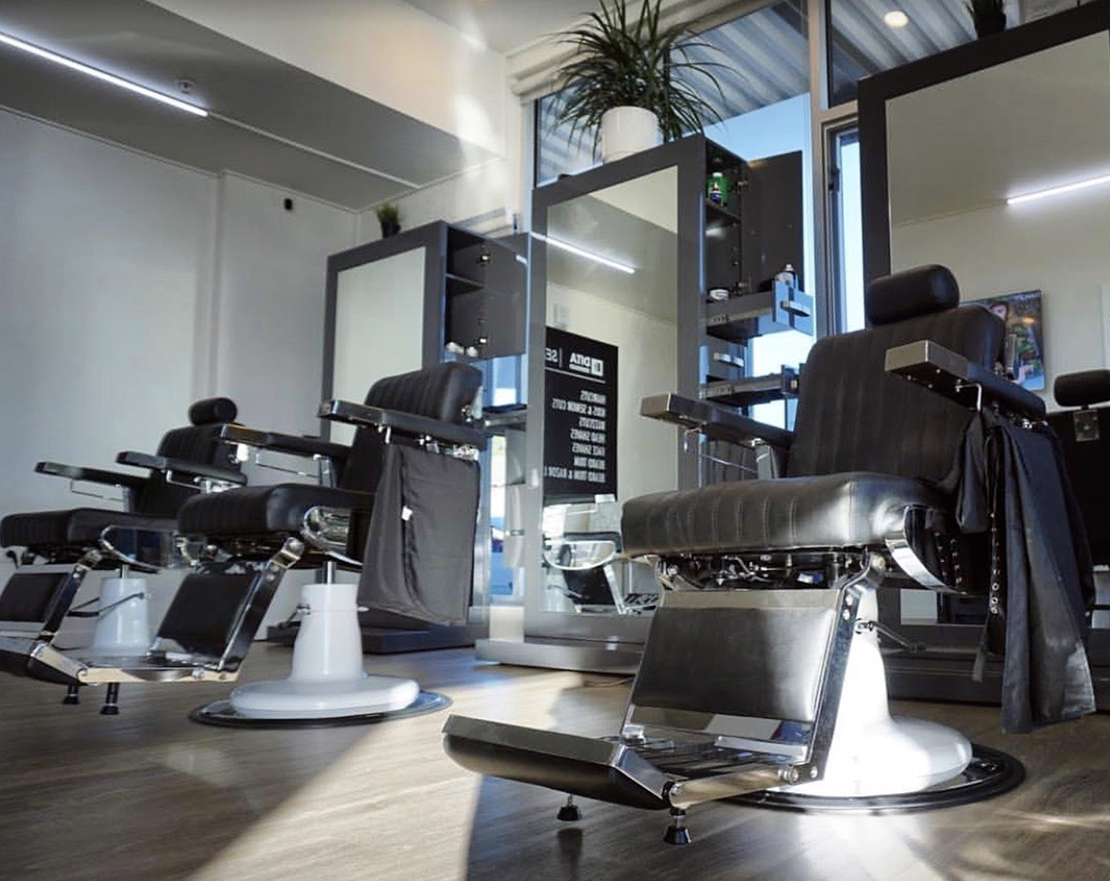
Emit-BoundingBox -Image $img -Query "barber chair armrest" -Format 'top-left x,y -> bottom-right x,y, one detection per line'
639,393 -> 793,450
220,425 -> 350,463
885,340 -> 1046,420
115,451 -> 247,487
319,400 -> 488,451
34,461 -> 147,490
701,368 -> 799,409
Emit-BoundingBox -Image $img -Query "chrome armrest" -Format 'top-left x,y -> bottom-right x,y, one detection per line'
640,393 -> 793,450
885,340 -> 1046,420
115,451 -> 246,489
319,399 -> 488,451
35,460 -> 146,490
220,425 -> 350,461
701,368 -> 799,409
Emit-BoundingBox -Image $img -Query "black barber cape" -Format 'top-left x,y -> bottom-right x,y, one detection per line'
356,443 -> 480,627
945,409 -> 1096,733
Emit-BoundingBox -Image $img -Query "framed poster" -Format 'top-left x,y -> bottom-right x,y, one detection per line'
975,289 -> 1045,391
543,327 -> 618,500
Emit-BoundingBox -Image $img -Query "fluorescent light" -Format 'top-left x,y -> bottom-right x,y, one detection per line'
884,10 -> 910,28
1007,173 -> 1110,205
0,31 -> 208,117
534,233 -> 635,274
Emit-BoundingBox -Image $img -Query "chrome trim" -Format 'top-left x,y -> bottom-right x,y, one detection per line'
300,506 -> 360,568
99,526 -> 183,572
666,765 -> 792,810
216,536 -> 304,672
795,564 -> 873,784
884,506 -> 947,590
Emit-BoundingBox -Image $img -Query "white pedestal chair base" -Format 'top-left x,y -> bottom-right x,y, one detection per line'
190,582 -> 450,728
83,576 -> 151,658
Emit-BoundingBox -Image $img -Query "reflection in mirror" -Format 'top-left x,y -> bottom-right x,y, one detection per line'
330,248 -> 425,443
541,166 -> 678,615
882,30 -> 1110,626
541,499 -> 657,615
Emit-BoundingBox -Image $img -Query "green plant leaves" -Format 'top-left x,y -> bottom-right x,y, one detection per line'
553,0 -> 726,155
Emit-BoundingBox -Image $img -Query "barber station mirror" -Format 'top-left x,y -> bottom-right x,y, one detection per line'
538,167 -> 678,620
491,147 -> 695,666
859,3 -> 1110,638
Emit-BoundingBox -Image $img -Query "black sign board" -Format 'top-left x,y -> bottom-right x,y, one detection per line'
543,327 -> 618,500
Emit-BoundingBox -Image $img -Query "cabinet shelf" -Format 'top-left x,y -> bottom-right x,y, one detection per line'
705,200 -> 742,228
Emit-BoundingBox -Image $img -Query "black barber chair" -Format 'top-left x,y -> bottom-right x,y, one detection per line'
0,398 -> 245,712
1047,369 -> 1110,566
444,265 -> 1094,843
166,361 -> 486,726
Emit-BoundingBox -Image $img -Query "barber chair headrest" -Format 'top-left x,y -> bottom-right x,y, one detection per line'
189,397 -> 238,425
1055,369 -> 1110,409
865,264 -> 960,326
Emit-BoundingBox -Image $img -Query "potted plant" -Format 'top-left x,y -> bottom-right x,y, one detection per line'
967,0 -> 1006,38
376,202 -> 401,238
553,0 -> 725,163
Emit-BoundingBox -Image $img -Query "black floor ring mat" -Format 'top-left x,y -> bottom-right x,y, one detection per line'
727,744 -> 1024,813
188,690 -> 451,729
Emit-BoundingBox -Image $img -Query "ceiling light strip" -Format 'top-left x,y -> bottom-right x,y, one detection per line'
533,233 -> 635,274
0,31 -> 208,117
1007,173 -> 1110,206
209,112 -> 421,188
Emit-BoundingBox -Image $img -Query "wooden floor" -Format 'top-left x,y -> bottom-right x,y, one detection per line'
2,644 -> 1110,881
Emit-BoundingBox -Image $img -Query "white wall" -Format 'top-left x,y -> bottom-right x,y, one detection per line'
0,109 -> 358,637
0,111 -> 212,518
209,174 -> 357,436
892,186 -> 1110,409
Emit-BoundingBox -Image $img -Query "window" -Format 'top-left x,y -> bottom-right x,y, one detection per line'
827,0 -> 974,106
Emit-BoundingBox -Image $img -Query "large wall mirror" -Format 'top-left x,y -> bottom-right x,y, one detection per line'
516,144 -> 696,651
859,1 -> 1110,646
862,4 -> 1110,411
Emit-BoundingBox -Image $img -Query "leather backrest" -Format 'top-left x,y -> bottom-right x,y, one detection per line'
132,402 -> 243,517
1055,369 -> 1110,409
338,362 -> 482,492
787,303 -> 1003,483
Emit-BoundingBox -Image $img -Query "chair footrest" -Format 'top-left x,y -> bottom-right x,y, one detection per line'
442,715 -> 799,811
444,715 -> 673,810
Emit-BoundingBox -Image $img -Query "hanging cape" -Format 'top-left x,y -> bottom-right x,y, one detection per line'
357,443 -> 480,627
946,409 -> 1096,733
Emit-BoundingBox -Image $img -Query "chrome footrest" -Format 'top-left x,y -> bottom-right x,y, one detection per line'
443,715 -> 798,811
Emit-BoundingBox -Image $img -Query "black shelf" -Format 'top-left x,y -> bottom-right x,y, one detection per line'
704,199 -> 742,228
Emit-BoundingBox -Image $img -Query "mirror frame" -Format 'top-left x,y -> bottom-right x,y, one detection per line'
859,0 -> 1110,284
521,136 -> 711,642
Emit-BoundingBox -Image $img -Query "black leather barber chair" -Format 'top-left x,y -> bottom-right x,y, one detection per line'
1047,369 -> 1110,566
0,398 -> 245,713
166,361 -> 486,726
444,265 -> 1094,843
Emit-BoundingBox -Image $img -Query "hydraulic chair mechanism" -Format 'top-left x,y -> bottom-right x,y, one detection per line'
444,265 -> 1094,843
167,360 -> 487,726
0,398 -> 246,713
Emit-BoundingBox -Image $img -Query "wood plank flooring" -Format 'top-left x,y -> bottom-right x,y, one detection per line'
1,643 -> 1109,881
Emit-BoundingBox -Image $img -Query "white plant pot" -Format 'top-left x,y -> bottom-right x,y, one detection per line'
601,106 -> 662,163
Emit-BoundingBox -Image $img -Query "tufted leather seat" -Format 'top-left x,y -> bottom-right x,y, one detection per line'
176,361 -> 481,552
622,265 -> 1003,560
177,485 -> 370,538
623,472 -> 948,557
0,509 -> 172,549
